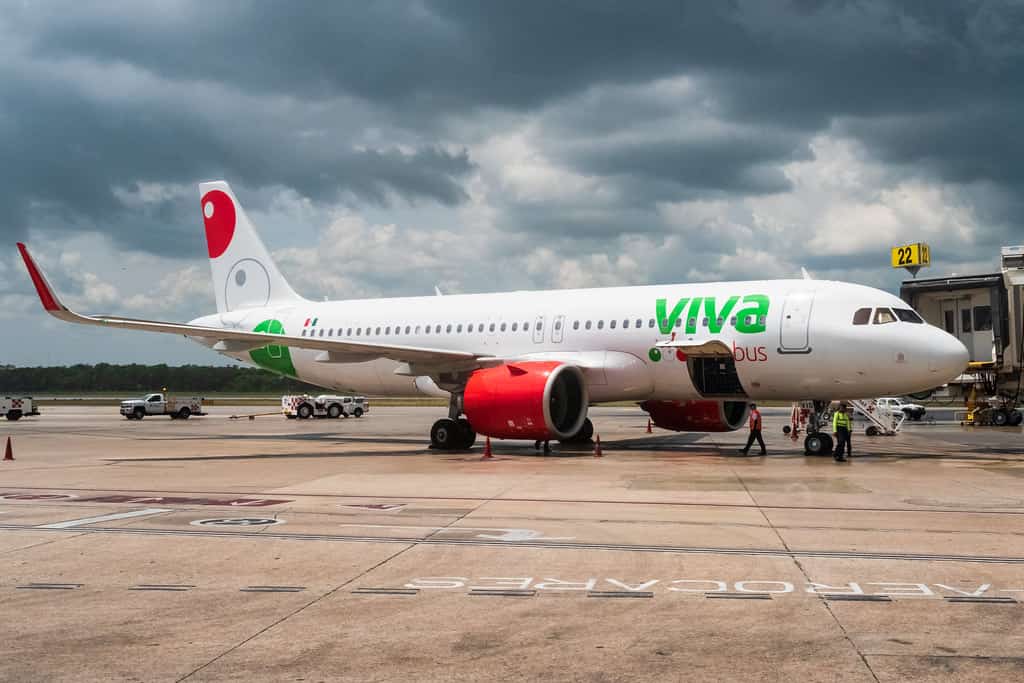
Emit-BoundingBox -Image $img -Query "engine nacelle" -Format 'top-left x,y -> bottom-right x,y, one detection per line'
464,361 -> 588,440
640,400 -> 749,432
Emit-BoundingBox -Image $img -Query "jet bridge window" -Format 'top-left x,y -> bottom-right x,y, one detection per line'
874,308 -> 897,325
852,308 -> 872,325
973,305 -> 992,331
961,309 -> 972,333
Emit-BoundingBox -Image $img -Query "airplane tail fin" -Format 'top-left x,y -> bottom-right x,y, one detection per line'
199,181 -> 303,313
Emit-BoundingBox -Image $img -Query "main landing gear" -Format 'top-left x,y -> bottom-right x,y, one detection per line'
429,393 -> 476,451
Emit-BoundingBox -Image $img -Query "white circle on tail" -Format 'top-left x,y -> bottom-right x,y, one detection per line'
225,258 -> 271,311
204,201 -> 214,218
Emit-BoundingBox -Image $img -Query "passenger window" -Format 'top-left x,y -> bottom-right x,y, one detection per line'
573,321 -> 579,330
688,317 -> 696,328
446,324 -> 453,333
435,325 -> 441,333
716,317 -> 724,327
425,326 -> 431,334
356,328 -> 361,336
385,326 -> 391,335
635,319 -> 642,328
319,329 -> 324,337
457,324 -> 463,333
301,330 -> 307,337
524,322 -> 530,331
729,316 -> 736,326
702,318 -> 709,327
489,323 -> 495,332
415,325 -> 421,334
405,326 -> 411,334
648,319 -> 655,328
328,329 -> 333,336
874,308 -> 897,325
758,315 -> 766,325
554,320 -> 561,330
622,319 -> 629,329
346,328 -> 352,336
511,322 -> 517,332
660,319 -> 668,329
500,322 -> 507,332
973,305 -> 992,331
610,320 -> 616,329
852,308 -> 872,325
675,318 -> 682,328
597,320 -> 604,330
585,321 -> 592,330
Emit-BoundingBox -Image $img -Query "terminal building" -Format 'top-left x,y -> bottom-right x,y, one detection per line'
900,246 -> 1023,422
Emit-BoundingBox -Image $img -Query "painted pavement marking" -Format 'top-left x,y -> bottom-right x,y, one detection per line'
38,508 -> 172,529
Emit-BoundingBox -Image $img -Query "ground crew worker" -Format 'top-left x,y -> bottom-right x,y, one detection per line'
833,402 -> 852,462
739,402 -> 766,456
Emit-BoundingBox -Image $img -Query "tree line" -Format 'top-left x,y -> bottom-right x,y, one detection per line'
0,364 -> 322,394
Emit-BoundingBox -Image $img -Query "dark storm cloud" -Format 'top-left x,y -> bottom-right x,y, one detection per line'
1,1 -> 1022,257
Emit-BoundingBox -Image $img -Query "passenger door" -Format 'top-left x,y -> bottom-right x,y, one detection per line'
779,291 -> 814,353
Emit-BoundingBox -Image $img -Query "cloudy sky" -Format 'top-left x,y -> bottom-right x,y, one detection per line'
2,1 -> 1022,366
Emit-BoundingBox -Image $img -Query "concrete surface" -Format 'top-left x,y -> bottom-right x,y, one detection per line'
1,405 -> 1023,681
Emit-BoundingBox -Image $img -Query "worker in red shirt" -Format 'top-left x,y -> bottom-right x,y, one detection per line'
739,402 -> 766,456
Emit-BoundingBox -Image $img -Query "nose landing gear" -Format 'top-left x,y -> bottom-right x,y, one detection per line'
785,400 -> 835,456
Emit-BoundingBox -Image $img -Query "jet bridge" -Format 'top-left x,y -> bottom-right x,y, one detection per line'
900,246 -> 1024,423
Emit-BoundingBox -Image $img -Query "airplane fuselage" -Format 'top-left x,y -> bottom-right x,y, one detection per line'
192,278 -> 967,402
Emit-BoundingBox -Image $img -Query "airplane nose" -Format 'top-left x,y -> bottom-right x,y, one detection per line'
929,331 -> 969,382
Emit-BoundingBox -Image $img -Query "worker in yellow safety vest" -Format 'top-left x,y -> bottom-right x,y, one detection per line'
832,402 -> 853,462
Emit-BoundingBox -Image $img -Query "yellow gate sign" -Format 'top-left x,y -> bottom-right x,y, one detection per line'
891,242 -> 930,275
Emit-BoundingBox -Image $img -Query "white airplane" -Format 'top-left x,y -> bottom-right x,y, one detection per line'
17,181 -> 968,454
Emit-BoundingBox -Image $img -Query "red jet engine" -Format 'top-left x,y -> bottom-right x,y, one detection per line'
463,361 -> 588,440
640,400 -> 749,432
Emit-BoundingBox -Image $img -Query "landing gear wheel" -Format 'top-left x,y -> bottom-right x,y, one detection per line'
804,433 -> 832,456
430,418 -> 459,450
992,409 -> 1009,426
1009,410 -> 1023,427
297,404 -> 313,419
456,418 -> 476,450
560,417 -> 594,444
327,404 -> 342,419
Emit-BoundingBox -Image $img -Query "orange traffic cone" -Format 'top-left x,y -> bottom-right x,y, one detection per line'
481,436 -> 493,460
646,419 -> 652,434
3,436 -> 13,461
593,434 -> 603,458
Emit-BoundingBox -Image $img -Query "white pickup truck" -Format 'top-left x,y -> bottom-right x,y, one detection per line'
282,395 -> 369,419
876,397 -> 927,421
121,393 -> 205,420
2,396 -> 40,421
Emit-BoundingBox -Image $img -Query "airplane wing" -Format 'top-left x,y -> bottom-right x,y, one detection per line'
16,243 -> 489,367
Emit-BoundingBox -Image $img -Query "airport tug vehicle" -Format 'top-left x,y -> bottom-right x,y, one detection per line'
120,393 -> 205,420
2,396 -> 40,421
281,394 -> 368,419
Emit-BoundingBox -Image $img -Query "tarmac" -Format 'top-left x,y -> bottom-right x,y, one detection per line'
1,405 -> 1023,682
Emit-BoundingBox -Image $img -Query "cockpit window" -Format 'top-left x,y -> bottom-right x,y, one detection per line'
852,308 -> 872,325
874,308 -> 897,325
893,308 -> 924,324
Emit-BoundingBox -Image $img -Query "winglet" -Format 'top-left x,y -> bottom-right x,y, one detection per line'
16,243 -> 67,313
